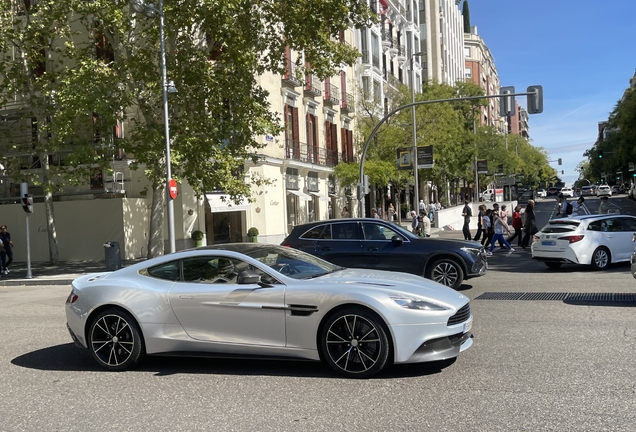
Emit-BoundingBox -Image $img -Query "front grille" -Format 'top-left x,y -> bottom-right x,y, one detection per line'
447,302 -> 471,326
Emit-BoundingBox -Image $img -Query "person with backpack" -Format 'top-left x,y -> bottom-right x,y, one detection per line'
571,196 -> 585,215
486,212 -> 514,256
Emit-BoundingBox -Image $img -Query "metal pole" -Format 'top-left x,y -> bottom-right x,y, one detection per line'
473,106 -> 478,203
159,0 -> 175,253
411,55 -> 419,214
25,213 -> 32,279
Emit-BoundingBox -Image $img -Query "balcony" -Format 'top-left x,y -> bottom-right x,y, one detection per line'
341,92 -> 354,113
324,83 -> 340,105
282,62 -> 302,87
304,75 -> 322,96
285,140 -> 339,167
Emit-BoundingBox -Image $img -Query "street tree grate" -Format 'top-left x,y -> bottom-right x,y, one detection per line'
476,292 -> 636,304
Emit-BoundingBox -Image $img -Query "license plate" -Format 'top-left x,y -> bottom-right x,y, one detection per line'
542,240 -> 556,246
463,317 -> 473,333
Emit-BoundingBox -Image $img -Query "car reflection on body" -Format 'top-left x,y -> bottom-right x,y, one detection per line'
65,244 -> 473,378
532,214 -> 636,270
282,218 -> 487,289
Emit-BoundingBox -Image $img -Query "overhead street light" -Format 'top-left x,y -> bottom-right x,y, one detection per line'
130,0 -> 176,253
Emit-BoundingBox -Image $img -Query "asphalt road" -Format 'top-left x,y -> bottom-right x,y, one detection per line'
1,197 -> 635,431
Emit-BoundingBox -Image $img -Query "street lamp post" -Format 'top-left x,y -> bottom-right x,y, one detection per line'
131,0 -> 176,253
408,52 -> 424,213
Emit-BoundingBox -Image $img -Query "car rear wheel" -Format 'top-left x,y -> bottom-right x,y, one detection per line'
427,259 -> 464,289
591,247 -> 610,270
545,262 -> 562,269
88,308 -> 145,371
320,308 -> 390,378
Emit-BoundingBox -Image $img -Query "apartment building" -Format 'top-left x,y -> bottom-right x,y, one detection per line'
419,0 -> 465,85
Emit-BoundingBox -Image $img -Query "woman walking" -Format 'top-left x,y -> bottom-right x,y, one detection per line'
507,205 -> 523,246
481,209 -> 493,247
521,200 -> 538,248
487,212 -> 514,256
473,205 -> 485,241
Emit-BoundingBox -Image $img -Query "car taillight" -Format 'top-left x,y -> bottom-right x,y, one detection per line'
558,235 -> 584,243
282,244 -> 291,248
66,291 -> 78,304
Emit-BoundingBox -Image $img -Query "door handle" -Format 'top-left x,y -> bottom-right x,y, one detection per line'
367,247 -> 378,251
179,295 -> 194,300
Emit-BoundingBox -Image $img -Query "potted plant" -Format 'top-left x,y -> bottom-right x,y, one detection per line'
247,227 -> 259,243
191,230 -> 204,247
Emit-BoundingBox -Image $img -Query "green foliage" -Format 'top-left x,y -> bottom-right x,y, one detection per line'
247,227 -> 259,237
462,1 -> 471,33
191,230 -> 204,241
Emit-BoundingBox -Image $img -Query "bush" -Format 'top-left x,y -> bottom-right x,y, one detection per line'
191,230 -> 204,241
247,227 -> 259,237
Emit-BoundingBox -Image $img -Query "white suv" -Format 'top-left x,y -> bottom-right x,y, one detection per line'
560,187 -> 574,197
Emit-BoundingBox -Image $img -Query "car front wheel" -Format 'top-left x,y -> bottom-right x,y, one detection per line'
427,259 -> 464,289
591,247 -> 610,270
320,308 -> 390,378
88,308 -> 145,371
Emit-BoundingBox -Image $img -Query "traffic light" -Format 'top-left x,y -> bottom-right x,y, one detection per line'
558,158 -> 562,165
21,194 -> 33,213
598,150 -> 603,159
526,85 -> 544,114
561,170 -> 564,175
499,86 -> 516,117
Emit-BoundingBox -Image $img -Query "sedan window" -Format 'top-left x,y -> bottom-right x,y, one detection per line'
331,222 -> 362,240
146,261 -> 180,281
620,217 -> 636,231
300,224 -> 331,239
362,222 -> 400,241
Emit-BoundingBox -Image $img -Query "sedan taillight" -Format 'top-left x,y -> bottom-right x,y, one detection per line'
66,291 -> 78,304
558,235 -> 584,243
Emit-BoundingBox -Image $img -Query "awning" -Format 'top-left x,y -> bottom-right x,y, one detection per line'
310,191 -> 330,201
287,190 -> 312,201
205,194 -> 251,213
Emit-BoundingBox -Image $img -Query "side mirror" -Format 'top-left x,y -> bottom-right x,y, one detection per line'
391,235 -> 403,245
237,270 -> 261,285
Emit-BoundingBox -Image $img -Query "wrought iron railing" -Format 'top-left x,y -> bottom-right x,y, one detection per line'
304,75 -> 322,96
325,83 -> 340,105
285,140 -> 339,167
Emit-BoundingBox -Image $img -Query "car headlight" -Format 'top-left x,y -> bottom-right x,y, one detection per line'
390,296 -> 449,311
461,247 -> 481,256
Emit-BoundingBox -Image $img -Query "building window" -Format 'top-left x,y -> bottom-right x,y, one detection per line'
373,80 -> 381,103
465,67 -> 472,78
464,47 -> 470,58
371,32 -> 380,68
362,76 -> 371,100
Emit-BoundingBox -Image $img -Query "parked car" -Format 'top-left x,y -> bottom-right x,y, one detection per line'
65,243 -> 474,378
282,218 -> 488,289
548,187 -> 559,196
629,184 -> 636,200
537,189 -> 547,198
560,187 -> 574,198
596,185 -> 612,197
532,214 -> 636,270
611,185 -> 621,194
581,185 -> 596,196
481,189 -> 494,201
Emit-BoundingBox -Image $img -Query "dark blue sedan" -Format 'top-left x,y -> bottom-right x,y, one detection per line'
282,218 -> 488,289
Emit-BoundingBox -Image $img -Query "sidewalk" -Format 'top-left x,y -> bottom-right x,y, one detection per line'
0,260 -> 145,287
0,228 -> 469,287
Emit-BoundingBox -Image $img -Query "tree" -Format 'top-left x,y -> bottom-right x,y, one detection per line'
0,0 -> 376,259
462,1 -> 471,33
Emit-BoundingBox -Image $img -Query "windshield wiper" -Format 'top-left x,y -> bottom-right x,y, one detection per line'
303,268 -> 345,280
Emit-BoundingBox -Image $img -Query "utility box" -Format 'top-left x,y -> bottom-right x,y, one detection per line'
104,241 -> 121,271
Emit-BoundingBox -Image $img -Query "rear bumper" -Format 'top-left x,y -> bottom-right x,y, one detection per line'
67,323 -> 87,349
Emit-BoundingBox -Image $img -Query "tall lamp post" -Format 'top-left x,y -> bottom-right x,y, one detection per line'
407,52 -> 424,212
130,0 -> 176,253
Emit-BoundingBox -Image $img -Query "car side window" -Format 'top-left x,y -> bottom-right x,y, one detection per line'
620,218 -> 636,231
181,256 -> 249,284
331,222 -> 362,240
362,222 -> 400,241
606,218 -> 622,232
146,260 -> 180,281
587,221 -> 603,231
300,224 -> 331,239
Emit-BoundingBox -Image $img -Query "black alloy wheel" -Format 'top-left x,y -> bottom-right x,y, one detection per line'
427,259 -> 464,289
591,247 -> 610,270
320,308 -> 390,379
88,308 -> 145,371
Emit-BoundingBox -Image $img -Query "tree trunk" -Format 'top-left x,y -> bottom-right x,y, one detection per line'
39,151 -> 60,264
147,183 -> 165,258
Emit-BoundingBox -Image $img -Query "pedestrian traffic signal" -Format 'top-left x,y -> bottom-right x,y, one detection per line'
558,158 -> 562,165
598,150 -> 603,159
526,85 -> 544,114
21,194 -> 33,213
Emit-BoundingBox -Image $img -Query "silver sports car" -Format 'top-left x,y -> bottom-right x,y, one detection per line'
66,244 -> 473,378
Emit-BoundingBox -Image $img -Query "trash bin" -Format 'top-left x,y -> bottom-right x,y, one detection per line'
104,241 -> 121,271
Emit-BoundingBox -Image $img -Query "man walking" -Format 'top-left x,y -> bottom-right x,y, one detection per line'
0,225 -> 13,274
461,200 -> 472,240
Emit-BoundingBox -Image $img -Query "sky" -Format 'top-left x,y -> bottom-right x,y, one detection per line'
468,0 -> 636,186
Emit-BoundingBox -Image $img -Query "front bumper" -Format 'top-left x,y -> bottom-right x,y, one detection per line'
406,332 -> 473,363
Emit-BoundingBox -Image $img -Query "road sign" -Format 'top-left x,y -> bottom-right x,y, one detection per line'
416,145 -> 434,169
396,148 -> 412,170
477,159 -> 488,174
168,178 -> 178,200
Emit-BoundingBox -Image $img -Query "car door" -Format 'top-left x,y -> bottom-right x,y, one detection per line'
312,221 -> 364,267
359,221 -> 417,273
169,255 -> 286,346
615,217 -> 636,261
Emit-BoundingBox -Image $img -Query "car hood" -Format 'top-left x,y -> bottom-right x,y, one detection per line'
410,237 -> 483,249
313,268 -> 467,305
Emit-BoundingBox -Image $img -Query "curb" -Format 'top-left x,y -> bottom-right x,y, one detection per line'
0,279 -> 75,287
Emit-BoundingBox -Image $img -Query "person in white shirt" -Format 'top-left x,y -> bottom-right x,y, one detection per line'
420,211 -> 431,237
571,196 -> 585,215
419,200 -> 425,213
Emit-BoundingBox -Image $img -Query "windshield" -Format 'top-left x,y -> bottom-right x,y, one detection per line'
209,244 -> 342,280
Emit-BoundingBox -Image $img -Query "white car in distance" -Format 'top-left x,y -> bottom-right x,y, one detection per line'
596,185 -> 612,197
560,187 -> 574,197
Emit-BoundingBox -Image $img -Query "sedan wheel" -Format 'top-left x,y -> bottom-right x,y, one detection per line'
320,308 -> 390,378
591,247 -> 610,270
88,309 -> 144,371
427,259 -> 464,289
